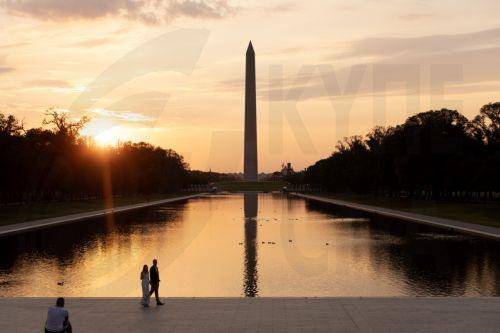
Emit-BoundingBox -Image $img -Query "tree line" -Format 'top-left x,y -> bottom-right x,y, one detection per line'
0,110 -> 189,205
188,170 -> 240,185
287,103 -> 500,201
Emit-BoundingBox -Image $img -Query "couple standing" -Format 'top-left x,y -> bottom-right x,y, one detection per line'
140,259 -> 165,307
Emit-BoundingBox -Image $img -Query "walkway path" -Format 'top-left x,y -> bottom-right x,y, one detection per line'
1,297 -> 499,332
0,194 -> 204,237
292,193 -> 500,240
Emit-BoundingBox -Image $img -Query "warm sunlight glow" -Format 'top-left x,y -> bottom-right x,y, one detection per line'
2,0 -> 500,172
81,119 -> 128,146
94,128 -> 121,147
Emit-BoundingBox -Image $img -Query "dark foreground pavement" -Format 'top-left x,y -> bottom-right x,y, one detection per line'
1,297 -> 499,332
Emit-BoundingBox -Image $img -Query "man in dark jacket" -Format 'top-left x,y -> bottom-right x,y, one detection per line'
149,259 -> 164,306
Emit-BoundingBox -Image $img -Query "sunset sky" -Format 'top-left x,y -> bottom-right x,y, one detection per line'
1,0 -> 500,172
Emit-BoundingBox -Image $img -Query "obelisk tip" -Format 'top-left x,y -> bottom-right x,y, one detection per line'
246,41 -> 254,54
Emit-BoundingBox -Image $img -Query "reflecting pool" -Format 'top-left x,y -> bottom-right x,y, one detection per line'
0,193 -> 499,296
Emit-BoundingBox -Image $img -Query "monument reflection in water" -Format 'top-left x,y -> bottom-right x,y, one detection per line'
243,192 -> 258,296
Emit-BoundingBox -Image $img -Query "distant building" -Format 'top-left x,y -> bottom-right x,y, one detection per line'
281,162 -> 294,176
263,162 -> 294,181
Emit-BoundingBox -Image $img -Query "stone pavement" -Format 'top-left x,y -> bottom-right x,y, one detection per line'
1,297 -> 499,332
0,194 -> 204,237
293,193 -> 500,240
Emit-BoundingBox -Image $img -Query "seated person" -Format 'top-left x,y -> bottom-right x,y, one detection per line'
45,297 -> 72,333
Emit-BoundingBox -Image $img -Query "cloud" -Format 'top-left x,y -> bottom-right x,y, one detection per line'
0,0 -> 236,24
68,37 -> 114,48
219,27 -> 500,102
245,2 -> 296,14
70,29 -> 209,113
0,66 -> 14,74
334,27 -> 500,89
167,0 -> 234,19
90,108 -> 157,123
399,13 -> 432,21
267,2 -> 296,12
97,92 -> 169,124
0,42 -> 28,49
0,56 -> 14,74
216,77 -> 243,92
84,91 -> 170,141
260,28 -> 500,102
262,46 -> 306,56
336,27 -> 500,59
24,79 -> 71,88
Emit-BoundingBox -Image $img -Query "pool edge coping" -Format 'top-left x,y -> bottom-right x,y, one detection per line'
291,193 -> 500,240
0,193 -> 207,237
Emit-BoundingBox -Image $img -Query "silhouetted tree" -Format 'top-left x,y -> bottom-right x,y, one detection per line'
297,104 -> 500,202
0,110 -> 189,205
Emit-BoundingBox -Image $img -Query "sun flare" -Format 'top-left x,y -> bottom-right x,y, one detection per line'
94,128 -> 121,146
81,119 -> 126,147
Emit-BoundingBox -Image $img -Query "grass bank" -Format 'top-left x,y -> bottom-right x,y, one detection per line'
216,181 -> 286,192
0,193 -> 183,227
317,193 -> 500,228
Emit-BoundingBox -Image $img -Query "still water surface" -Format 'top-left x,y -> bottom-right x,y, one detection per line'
0,193 -> 499,296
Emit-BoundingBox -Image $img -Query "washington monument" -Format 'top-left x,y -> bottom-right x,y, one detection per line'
244,41 -> 258,181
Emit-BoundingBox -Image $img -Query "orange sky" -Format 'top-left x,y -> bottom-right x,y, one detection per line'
1,0 -> 500,172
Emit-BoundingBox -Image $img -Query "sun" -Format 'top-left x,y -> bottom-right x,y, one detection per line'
94,128 -> 121,146
81,120 -> 126,147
